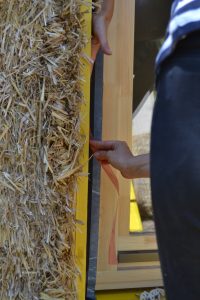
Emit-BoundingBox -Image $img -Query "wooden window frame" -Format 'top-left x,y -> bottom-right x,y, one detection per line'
96,0 -> 163,291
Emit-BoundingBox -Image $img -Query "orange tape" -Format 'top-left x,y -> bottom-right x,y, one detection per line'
101,163 -> 118,265
101,163 -> 119,195
90,138 -> 119,265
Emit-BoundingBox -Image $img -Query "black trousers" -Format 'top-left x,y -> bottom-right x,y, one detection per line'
151,32 -> 200,300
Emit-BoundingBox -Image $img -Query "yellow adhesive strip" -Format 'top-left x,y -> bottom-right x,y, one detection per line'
75,2 -> 91,299
130,182 -> 143,232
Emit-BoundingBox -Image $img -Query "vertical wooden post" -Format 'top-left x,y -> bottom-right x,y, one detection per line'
97,0 -> 135,273
116,0 -> 135,237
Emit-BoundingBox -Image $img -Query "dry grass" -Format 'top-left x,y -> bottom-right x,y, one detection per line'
0,0 -> 90,299
133,133 -> 153,221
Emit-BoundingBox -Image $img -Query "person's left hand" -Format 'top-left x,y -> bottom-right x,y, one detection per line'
92,15 -> 112,61
91,0 -> 114,63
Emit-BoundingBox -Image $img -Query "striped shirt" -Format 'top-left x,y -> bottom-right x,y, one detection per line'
156,0 -> 200,69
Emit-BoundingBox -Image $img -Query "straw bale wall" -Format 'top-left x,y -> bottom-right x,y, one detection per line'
0,1 -> 88,299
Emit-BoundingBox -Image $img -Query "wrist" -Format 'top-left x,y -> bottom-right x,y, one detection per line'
121,155 -> 150,179
121,156 -> 136,179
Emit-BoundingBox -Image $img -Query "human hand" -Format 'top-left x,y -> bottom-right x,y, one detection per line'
90,140 -> 150,179
90,140 -> 134,178
92,0 -> 114,62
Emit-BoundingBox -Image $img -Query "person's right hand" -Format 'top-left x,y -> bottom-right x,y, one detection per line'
90,140 -> 135,178
90,140 -> 150,179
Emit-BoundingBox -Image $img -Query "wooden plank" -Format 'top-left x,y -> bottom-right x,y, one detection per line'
98,172 -> 118,270
75,3 -> 91,299
114,0 -> 135,237
98,0 -> 135,272
118,234 -> 158,251
118,261 -> 160,270
96,290 -> 148,300
96,269 -> 163,290
118,250 -> 159,264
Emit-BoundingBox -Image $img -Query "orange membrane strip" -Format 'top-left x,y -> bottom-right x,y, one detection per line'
101,162 -> 119,195
90,140 -> 119,265
101,163 -> 119,265
90,51 -> 120,265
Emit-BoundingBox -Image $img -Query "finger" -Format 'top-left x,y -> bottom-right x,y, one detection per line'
90,144 -> 96,153
94,150 -> 110,161
90,140 -> 115,151
101,40 -> 112,55
96,22 -> 112,55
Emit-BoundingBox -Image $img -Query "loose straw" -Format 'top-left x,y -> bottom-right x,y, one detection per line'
0,1 -> 90,299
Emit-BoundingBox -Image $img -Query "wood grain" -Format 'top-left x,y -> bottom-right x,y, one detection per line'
97,0 -> 135,272
96,269 -> 163,290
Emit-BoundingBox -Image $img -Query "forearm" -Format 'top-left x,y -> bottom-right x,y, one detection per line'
125,154 -> 150,179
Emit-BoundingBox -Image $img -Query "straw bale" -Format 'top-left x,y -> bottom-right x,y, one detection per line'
0,1 -> 89,299
133,133 -> 153,220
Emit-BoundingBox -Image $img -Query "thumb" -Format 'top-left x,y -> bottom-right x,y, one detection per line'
101,40 -> 112,55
